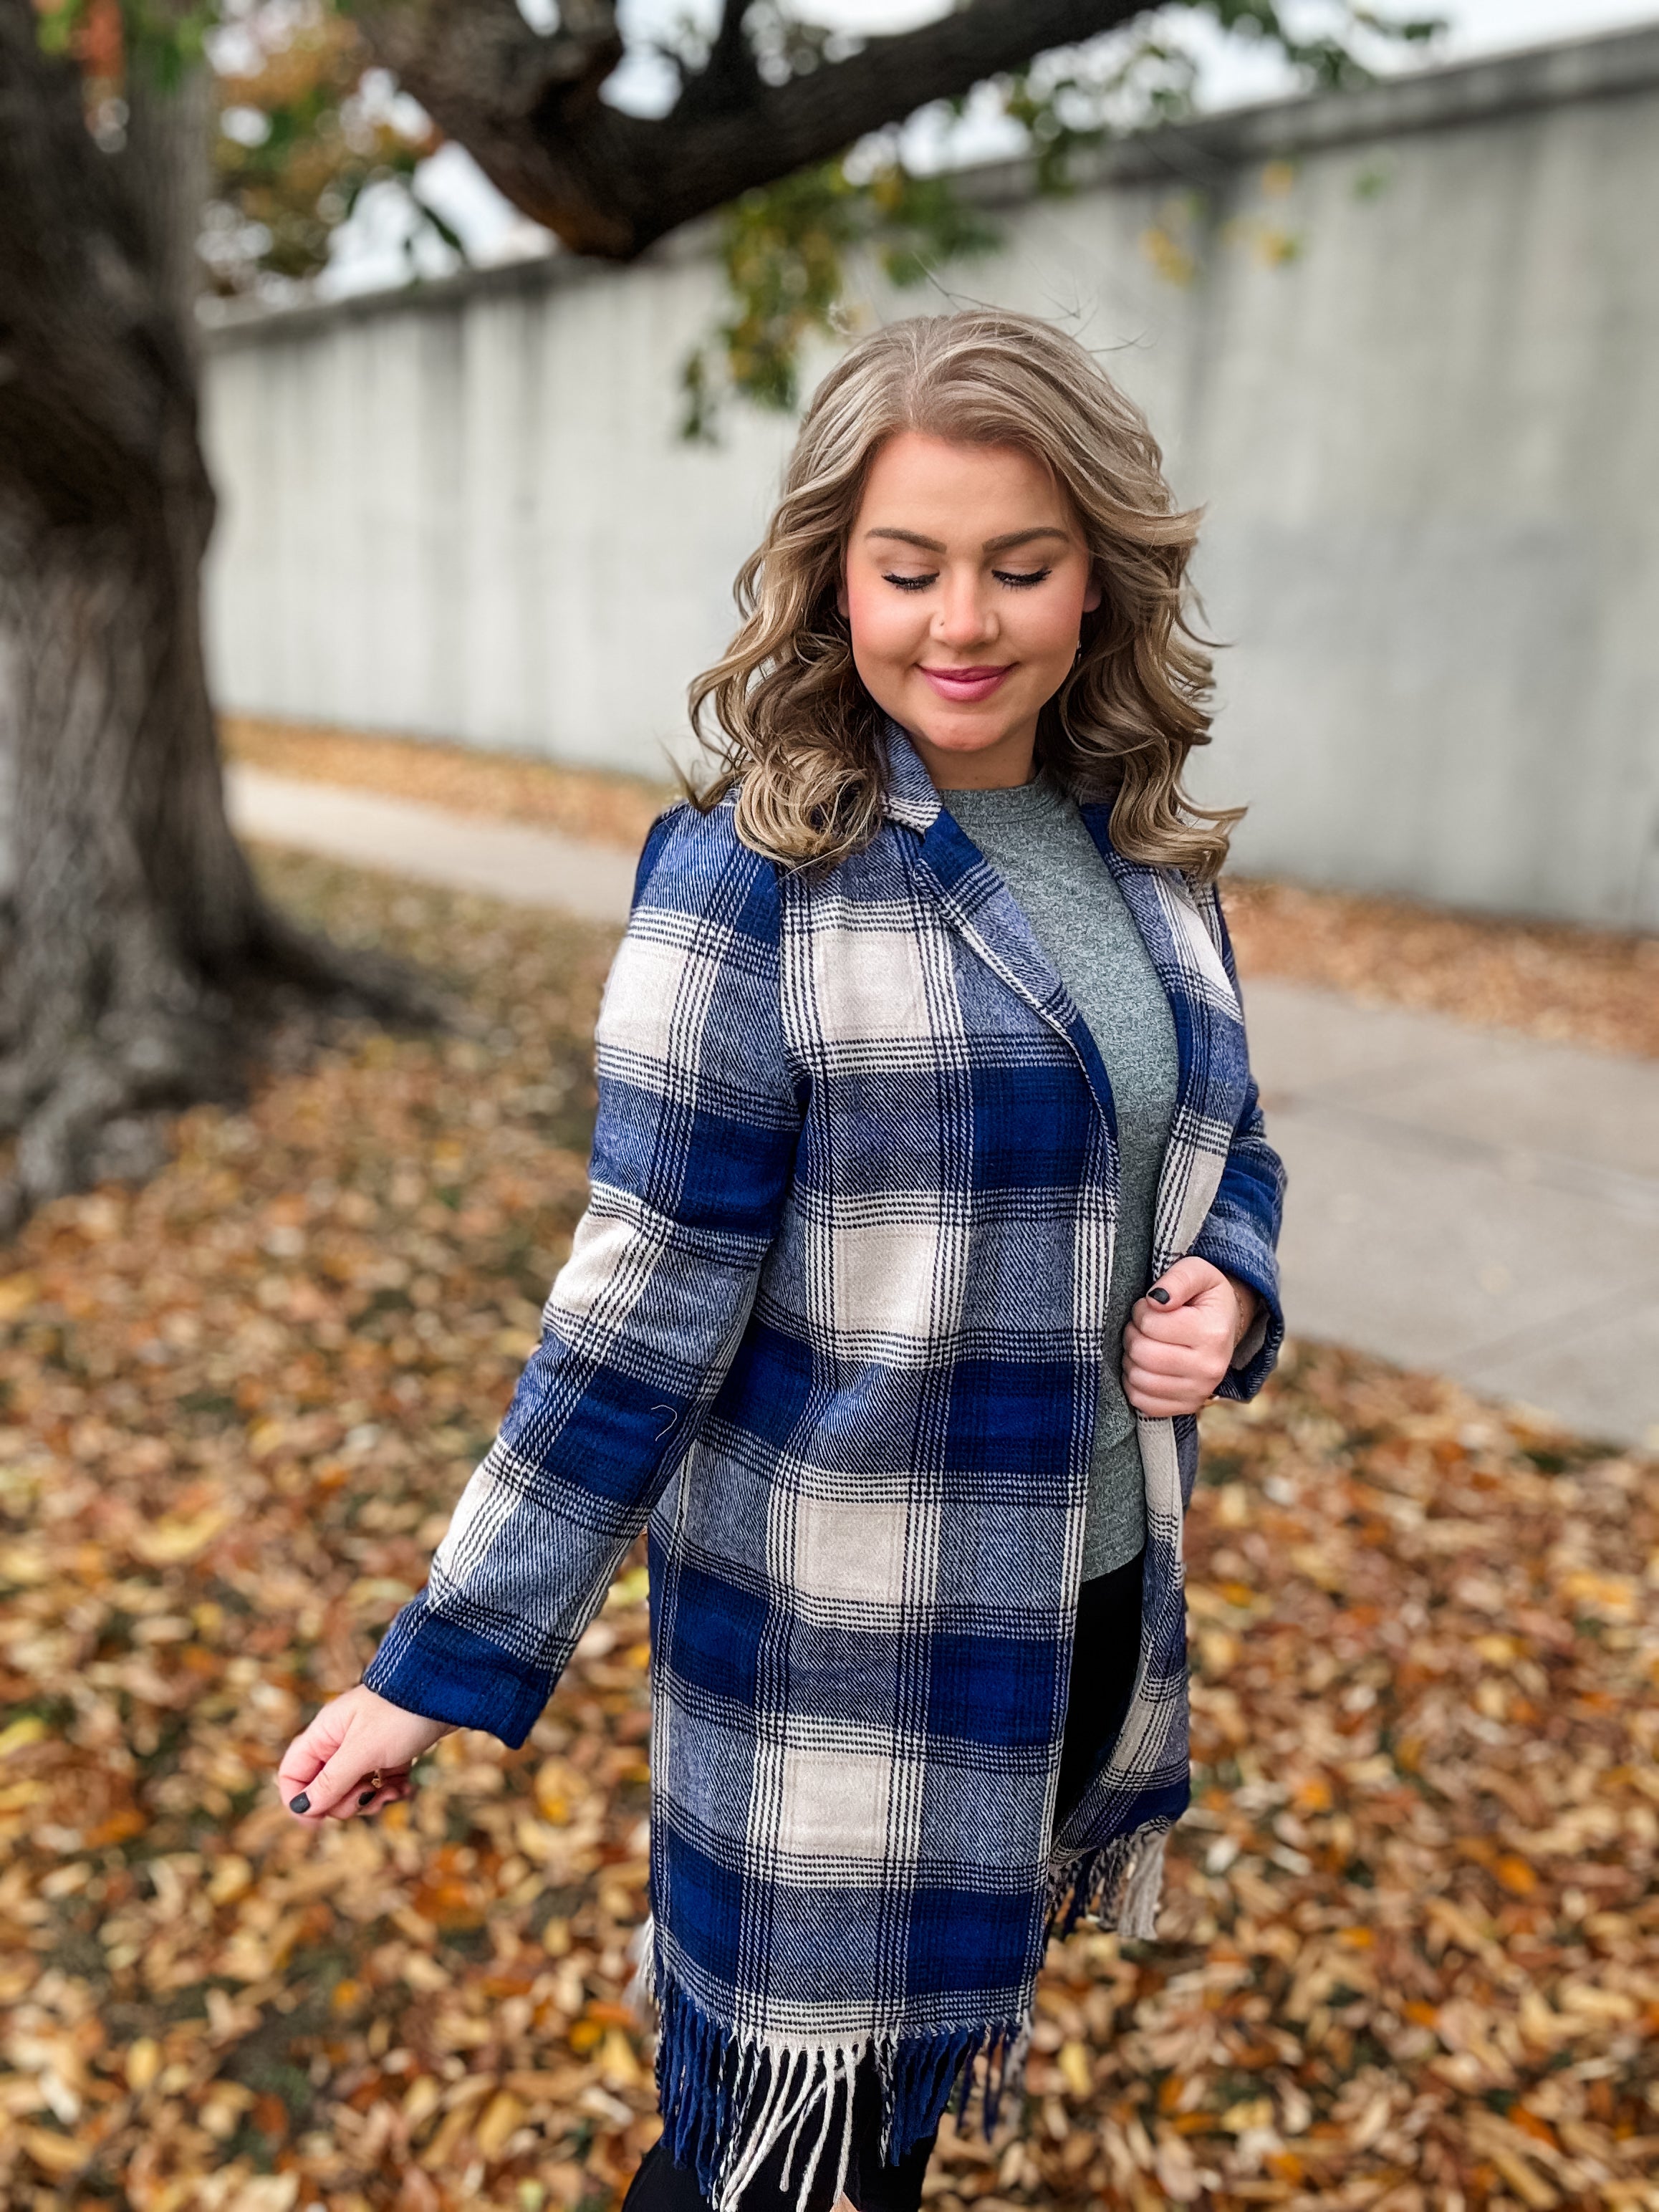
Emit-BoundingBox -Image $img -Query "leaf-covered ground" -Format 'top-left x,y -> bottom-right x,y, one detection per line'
1,854 -> 1654,2212
1220,880 -> 1658,1062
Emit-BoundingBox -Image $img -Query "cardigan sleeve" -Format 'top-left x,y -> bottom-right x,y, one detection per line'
362,801 -> 803,1748
1186,886 -> 1287,1402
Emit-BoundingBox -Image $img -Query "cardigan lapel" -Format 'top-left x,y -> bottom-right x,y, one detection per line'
1077,802 -> 1246,1263
878,719 -> 1245,1269
880,722 -> 1122,1146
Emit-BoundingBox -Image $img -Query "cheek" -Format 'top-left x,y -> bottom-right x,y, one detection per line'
1009,575 -> 1092,663
842,572 -> 922,668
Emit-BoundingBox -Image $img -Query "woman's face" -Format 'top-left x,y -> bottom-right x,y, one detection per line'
838,431 -> 1102,790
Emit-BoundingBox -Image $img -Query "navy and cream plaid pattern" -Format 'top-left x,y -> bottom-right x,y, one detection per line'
365,722 -> 1284,2207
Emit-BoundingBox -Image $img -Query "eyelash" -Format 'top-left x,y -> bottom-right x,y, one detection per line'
882,567 -> 1054,592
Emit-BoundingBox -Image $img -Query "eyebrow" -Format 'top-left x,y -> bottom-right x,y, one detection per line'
863,526 -> 1072,555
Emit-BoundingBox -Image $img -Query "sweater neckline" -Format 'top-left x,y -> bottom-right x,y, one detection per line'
938,768 -> 1068,821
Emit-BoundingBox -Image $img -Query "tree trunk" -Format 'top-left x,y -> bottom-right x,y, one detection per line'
0,488 -> 431,1219
0,0 -> 432,1223
0,494 -> 246,1196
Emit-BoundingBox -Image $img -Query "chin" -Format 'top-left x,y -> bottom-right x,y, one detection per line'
923,723 -> 1002,751
905,703 -> 1015,749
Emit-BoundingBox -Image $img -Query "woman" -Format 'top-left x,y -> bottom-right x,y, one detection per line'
278,309 -> 1285,2212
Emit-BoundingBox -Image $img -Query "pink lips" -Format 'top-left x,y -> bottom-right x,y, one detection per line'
920,664 -> 1014,703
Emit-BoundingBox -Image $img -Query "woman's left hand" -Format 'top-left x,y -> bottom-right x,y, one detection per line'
1122,1257 -> 1257,1418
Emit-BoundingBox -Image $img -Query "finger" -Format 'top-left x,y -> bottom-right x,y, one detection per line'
1124,1350 -> 1218,1403
1129,1293 -> 1217,1341
288,1739 -> 388,1823
1129,1304 -> 1196,1345
1125,1365 -> 1203,1405
1125,1390 -> 1194,1418
1125,1377 -> 1206,1416
1142,1256 -> 1227,1314
345,1762 -> 416,1819
1131,1294 -> 1237,1353
1128,1349 -> 1227,1398
359,1781 -> 413,1819
1122,1332 -> 1200,1377
277,1709 -> 350,1806
342,1767 -> 412,1819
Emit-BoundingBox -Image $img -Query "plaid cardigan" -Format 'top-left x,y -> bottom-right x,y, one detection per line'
365,722 -> 1285,2208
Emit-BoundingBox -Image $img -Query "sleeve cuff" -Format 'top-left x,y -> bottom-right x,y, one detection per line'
362,1594 -> 554,1751
1190,1239 -> 1284,1401
1231,1291 -> 1270,1372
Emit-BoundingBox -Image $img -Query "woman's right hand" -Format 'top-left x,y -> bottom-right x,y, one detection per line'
278,1682 -> 455,1826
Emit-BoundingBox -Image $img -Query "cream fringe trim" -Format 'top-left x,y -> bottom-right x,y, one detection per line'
622,1820 -> 1170,2212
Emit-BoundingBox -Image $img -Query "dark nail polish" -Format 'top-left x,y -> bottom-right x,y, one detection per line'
1148,1287 -> 1171,1304
358,1789 -> 375,1806
289,1792 -> 310,1814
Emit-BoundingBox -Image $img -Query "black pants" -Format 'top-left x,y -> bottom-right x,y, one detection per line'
624,1550 -> 1145,2212
1053,1545 -> 1145,1832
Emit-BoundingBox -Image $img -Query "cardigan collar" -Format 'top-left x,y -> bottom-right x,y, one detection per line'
875,718 -> 946,833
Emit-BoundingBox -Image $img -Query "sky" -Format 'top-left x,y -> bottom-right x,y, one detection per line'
319,0 -> 1659,296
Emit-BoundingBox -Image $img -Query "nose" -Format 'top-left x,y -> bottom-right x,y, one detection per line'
931,570 -> 996,653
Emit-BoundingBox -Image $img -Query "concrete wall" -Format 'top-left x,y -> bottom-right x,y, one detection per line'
203,27 -> 1659,928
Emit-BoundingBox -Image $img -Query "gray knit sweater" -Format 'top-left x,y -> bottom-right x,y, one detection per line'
941,771 -> 1178,1577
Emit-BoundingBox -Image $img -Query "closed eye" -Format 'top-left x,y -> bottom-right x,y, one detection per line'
882,567 -> 1054,592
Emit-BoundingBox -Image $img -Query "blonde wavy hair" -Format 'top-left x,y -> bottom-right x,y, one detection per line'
686,307 -> 1240,880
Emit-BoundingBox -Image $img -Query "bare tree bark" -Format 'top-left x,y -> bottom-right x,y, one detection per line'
0,0 -> 430,1220
356,0 -> 1146,259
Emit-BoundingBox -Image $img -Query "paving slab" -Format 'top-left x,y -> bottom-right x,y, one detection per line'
229,767 -> 1658,1447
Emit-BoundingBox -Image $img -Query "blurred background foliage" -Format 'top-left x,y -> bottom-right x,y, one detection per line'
39,0 -> 1441,419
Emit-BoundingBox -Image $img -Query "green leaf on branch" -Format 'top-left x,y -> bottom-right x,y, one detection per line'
681,0 -> 1444,438
123,0 -> 216,92
206,1 -> 438,292
681,155 -> 999,441
410,189 -> 468,265
34,0 -> 92,59
871,166 -> 1001,290
1198,0 -> 1443,90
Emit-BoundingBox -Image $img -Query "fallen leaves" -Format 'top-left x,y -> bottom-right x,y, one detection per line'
0,857 -> 662,2211
0,850 -> 1653,2211
1026,1363 -> 1659,2211
1223,874 -> 1659,1059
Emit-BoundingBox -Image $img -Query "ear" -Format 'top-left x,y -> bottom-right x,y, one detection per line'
835,576 -> 850,620
1082,572 -> 1104,614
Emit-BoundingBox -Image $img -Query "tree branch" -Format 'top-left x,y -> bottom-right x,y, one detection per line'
681,0 -> 765,120
357,0 -> 1150,261
352,0 -> 624,124
352,0 -> 635,250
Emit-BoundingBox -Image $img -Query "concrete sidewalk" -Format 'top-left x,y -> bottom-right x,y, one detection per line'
230,766 -> 1659,1448
1246,983 -> 1656,1448
229,764 -> 640,925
